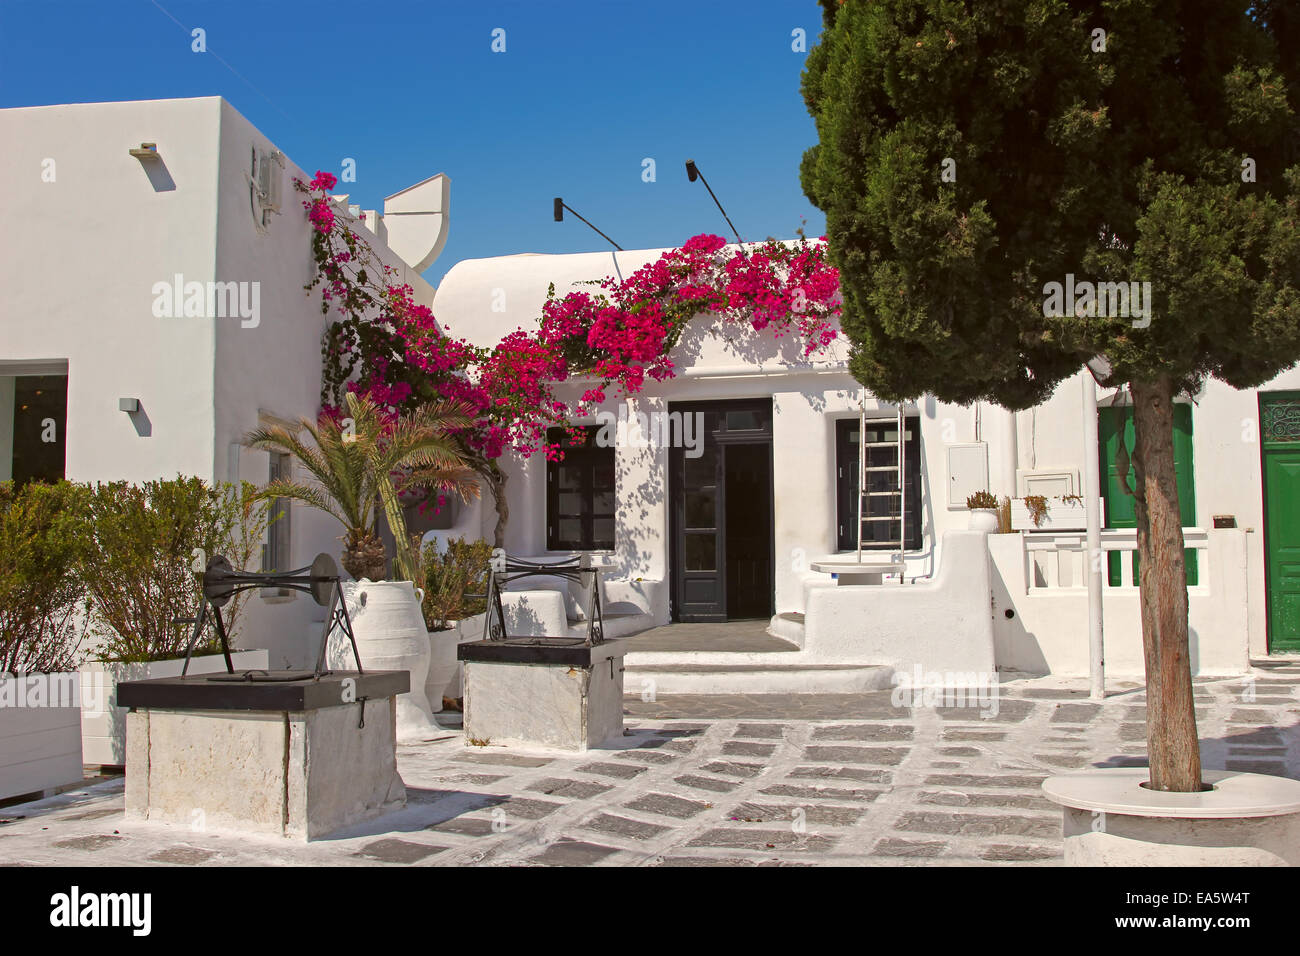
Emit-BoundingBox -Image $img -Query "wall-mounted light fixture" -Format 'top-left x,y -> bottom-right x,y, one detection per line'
119,397 -> 140,413
553,197 -> 623,251
684,159 -> 743,246
129,142 -> 160,161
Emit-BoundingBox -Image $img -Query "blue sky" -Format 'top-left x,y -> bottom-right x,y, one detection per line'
0,0 -> 829,286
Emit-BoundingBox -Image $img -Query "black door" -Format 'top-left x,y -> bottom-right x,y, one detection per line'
670,400 -> 774,622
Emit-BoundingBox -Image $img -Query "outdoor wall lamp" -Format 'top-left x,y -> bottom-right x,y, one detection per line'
119,397 -> 139,412
129,142 -> 161,161
684,159 -> 743,246
553,198 -> 623,251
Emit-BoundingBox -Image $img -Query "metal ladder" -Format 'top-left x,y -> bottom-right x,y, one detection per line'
855,400 -> 907,564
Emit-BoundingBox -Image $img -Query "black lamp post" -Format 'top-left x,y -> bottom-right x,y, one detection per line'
553,197 -> 623,251
684,159 -> 743,246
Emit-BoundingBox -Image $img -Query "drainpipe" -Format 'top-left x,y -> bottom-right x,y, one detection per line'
1082,372 -> 1105,699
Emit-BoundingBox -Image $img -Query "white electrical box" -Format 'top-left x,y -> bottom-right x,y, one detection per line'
947,442 -> 989,507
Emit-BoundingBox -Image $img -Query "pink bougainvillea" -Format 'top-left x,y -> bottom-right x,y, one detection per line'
297,172 -> 840,466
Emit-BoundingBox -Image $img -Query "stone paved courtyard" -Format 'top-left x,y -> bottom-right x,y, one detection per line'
2,664 -> 1297,867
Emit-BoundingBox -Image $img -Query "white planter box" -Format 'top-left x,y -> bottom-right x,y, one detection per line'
0,675 -> 82,800
79,650 -> 268,766
426,613 -> 487,705
1010,497 -> 1099,531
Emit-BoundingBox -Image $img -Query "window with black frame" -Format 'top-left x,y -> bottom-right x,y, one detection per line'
835,417 -> 922,552
546,426 -> 615,551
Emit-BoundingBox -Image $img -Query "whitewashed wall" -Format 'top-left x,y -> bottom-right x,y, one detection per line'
436,248 -> 1003,624
0,98 -> 223,482
0,97 -> 441,668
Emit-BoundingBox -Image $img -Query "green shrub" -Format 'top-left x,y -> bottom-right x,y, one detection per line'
0,481 -> 92,673
420,536 -> 492,631
78,477 -> 267,663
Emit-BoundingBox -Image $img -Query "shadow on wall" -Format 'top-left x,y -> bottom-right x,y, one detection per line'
138,158 -> 176,193
503,595 -> 545,637
614,441 -> 662,576
990,554 -> 1050,676
127,403 -> 152,437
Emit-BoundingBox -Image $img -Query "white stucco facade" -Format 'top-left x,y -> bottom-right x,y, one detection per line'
0,97 -> 446,667
435,246 -> 1300,678
4,96 -> 1296,683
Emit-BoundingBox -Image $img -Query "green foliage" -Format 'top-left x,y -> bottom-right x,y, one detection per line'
420,536 -> 492,631
246,393 -> 479,581
800,0 -> 1300,406
78,477 -> 266,664
0,481 -> 92,673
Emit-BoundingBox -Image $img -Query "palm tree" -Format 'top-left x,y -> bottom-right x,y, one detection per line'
245,392 -> 479,581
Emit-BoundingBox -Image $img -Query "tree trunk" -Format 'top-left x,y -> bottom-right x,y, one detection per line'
488,467 -> 509,550
1129,377 -> 1202,792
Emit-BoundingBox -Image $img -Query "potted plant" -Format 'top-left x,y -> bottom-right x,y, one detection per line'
964,490 -> 1000,532
419,536 -> 492,708
247,392 -> 478,739
0,481 -> 91,797
75,477 -> 269,766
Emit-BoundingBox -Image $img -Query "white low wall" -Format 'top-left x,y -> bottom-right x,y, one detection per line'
989,528 -> 1250,676
800,530 -> 996,674
0,683 -> 82,800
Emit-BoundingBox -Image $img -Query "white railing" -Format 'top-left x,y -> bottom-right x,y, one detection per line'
1023,527 -> 1210,590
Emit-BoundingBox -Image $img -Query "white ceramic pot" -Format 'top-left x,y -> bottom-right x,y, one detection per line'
429,613 -> 487,702
343,580 -> 437,742
424,625 -> 459,711
968,508 -> 1000,532
1043,768 -> 1300,866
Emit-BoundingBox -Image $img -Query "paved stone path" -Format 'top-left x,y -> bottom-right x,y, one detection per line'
2,665 -> 1297,866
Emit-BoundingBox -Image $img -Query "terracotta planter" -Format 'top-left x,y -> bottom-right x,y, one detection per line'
343,580 -> 437,741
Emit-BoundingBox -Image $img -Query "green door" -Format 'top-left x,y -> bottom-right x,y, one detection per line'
1261,392 -> 1300,652
1098,403 -> 1198,586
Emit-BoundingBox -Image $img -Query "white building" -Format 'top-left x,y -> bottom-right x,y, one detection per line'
0,97 -> 450,667
4,96 -> 1296,685
435,247 -> 1300,682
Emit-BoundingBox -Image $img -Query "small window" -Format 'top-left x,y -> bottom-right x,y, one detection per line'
0,374 -> 67,485
836,417 -> 922,551
546,426 -> 615,551
263,452 -> 292,572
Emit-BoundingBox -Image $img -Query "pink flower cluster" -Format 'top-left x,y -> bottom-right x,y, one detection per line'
300,175 -> 839,462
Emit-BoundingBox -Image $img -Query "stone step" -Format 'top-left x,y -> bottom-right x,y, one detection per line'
623,662 -> 893,695
769,612 -> 806,645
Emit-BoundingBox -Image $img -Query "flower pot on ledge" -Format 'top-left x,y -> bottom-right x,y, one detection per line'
967,508 -> 1000,532
1042,768 -> 1300,866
